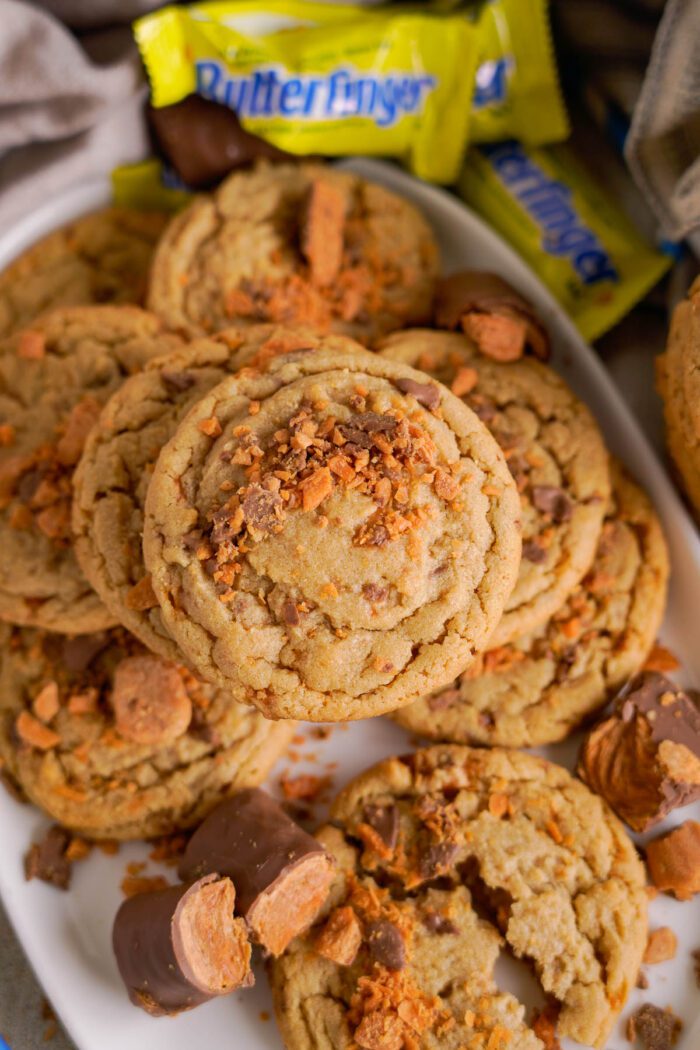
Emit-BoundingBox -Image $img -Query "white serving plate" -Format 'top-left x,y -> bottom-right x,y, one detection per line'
0,157 -> 698,1050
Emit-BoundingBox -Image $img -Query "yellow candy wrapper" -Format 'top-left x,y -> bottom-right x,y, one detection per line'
133,0 -> 567,185
470,0 -> 568,146
459,141 -> 671,342
135,2 -> 476,184
111,159 -> 193,213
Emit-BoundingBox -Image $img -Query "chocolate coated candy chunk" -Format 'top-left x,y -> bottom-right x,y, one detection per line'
436,270 -> 550,362
578,671 -> 700,831
148,94 -> 294,189
113,874 -> 252,1015
179,788 -> 335,955
394,378 -> 441,411
24,825 -> 72,890
363,802 -> 399,853
365,919 -> 405,970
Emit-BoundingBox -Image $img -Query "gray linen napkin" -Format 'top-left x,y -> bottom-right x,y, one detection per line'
0,0 -> 152,229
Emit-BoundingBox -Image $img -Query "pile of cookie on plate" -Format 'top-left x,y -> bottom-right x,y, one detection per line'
1,160 -> 699,1050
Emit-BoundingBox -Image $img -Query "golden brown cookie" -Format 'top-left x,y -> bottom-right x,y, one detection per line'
269,745 -> 647,1050
0,208 -> 168,338
0,306 -> 180,633
0,623 -> 294,840
395,465 -> 669,747
379,328 -> 611,645
143,346 -> 521,721
73,324 -> 325,660
656,275 -> 700,520
147,163 -> 439,345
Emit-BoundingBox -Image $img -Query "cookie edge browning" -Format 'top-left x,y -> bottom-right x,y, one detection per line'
142,347 -> 522,721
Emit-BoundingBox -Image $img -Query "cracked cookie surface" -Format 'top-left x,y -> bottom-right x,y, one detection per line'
0,306 -> 180,632
269,745 -> 647,1050
73,324 -> 330,660
0,208 -> 168,339
379,329 -> 611,645
395,465 -> 669,748
143,347 -> 521,721
147,162 -> 439,345
0,623 -> 294,840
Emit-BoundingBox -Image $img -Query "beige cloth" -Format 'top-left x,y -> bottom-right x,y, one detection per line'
0,0 -> 152,229
625,0 -> 700,241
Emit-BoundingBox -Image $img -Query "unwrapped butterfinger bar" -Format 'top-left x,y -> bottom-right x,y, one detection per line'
112,874 -> 253,1015
179,788 -> 335,956
436,271 -> 550,361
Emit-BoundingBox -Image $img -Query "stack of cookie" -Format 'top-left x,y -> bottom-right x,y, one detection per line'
0,160 -> 680,1049
0,163 -> 516,839
657,275 -> 700,521
382,328 -> 670,749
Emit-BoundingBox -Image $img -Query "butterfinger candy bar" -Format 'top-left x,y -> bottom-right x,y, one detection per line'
436,271 -> 550,361
135,1 -> 477,184
459,140 -> 670,342
578,672 -> 700,832
148,94 -> 294,189
179,788 -> 335,956
113,874 -> 253,1015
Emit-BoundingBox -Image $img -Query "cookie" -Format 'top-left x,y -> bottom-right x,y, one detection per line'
0,208 -> 168,339
143,346 -> 521,721
395,465 -> 669,748
0,306 -> 180,633
379,329 -> 611,645
656,276 -> 700,520
73,324 -> 326,660
0,623 -> 294,840
269,745 -> 647,1050
147,162 -> 439,345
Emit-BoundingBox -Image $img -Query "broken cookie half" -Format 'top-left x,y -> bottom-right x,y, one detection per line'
269,745 -> 647,1050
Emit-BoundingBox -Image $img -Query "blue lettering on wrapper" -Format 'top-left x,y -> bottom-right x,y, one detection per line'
473,57 -> 513,109
483,142 -> 618,285
194,60 -> 437,130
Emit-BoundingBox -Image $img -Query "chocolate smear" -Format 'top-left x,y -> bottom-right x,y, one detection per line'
62,632 -> 111,673
531,485 -> 573,523
394,378 -> 441,411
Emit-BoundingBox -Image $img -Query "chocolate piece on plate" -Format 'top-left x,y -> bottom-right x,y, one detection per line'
179,788 -> 335,955
113,874 -> 252,1015
578,671 -> 700,831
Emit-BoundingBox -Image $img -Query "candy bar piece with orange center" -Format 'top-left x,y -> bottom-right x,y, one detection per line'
579,671 -> 700,832
179,788 -> 335,956
436,271 -> 550,362
112,874 -> 253,1015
